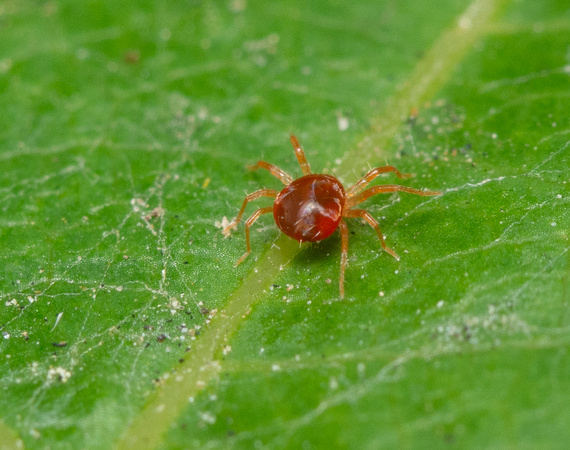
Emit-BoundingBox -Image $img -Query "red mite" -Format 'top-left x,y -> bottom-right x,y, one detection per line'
224,135 -> 441,298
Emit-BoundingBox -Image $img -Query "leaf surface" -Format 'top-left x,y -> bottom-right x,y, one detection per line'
0,0 -> 568,448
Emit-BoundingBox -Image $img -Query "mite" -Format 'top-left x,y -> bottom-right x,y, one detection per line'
224,135 -> 441,298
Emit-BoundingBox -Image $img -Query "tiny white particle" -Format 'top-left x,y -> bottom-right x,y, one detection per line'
437,300 -> 445,308
551,222 -> 557,227
198,411 -> 216,424
379,291 -> 385,297
50,312 -> 64,332
556,194 -> 562,199
272,364 -> 280,372
329,377 -> 339,390
47,366 -> 72,383
337,115 -> 349,131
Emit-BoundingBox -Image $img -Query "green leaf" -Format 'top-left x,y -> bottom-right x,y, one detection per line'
1,0 -> 568,448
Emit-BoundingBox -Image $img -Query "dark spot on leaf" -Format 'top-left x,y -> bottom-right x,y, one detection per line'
123,50 -> 140,64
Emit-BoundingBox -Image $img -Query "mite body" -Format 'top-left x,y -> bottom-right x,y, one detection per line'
225,136 -> 441,298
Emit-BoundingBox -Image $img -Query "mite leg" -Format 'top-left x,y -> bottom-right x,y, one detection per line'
224,189 -> 278,234
347,185 -> 441,208
234,206 -> 274,266
343,208 -> 399,260
248,161 -> 293,185
346,166 -> 412,197
290,135 -> 312,176
338,220 -> 349,299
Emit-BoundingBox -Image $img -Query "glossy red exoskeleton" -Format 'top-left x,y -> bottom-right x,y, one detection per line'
224,135 -> 441,298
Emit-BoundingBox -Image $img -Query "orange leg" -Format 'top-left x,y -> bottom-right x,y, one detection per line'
347,184 -> 441,208
248,161 -> 293,185
344,209 -> 399,260
234,206 -> 274,266
338,220 -> 349,299
224,189 -> 278,234
346,166 -> 412,197
290,135 -> 312,176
